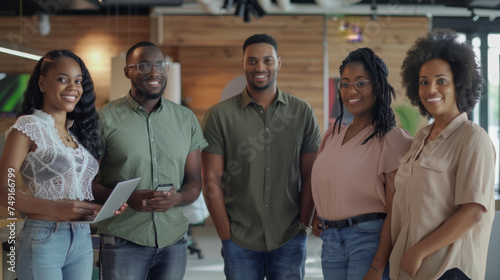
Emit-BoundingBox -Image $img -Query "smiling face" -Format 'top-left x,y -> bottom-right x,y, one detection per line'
125,45 -> 167,100
242,43 -> 281,94
340,62 -> 376,120
418,58 -> 460,122
38,56 -> 83,115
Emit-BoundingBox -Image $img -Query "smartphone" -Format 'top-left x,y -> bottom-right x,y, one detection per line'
155,183 -> 173,192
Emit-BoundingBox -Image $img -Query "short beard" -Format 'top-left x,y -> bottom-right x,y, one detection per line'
132,80 -> 166,100
249,81 -> 273,91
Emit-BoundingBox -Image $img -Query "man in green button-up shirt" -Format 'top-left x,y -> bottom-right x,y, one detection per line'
202,34 -> 321,279
92,41 -> 208,280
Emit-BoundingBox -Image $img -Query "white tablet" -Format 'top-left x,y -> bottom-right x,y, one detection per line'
73,177 -> 141,224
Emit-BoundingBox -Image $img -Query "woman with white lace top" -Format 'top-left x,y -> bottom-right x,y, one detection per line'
0,50 -> 106,279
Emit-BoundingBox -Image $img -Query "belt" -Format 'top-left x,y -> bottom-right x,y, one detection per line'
323,213 -> 386,230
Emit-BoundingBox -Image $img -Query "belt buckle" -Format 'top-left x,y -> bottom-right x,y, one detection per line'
333,219 -> 348,230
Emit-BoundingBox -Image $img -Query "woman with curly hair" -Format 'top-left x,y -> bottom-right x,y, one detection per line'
390,29 -> 496,280
0,50 -> 107,279
311,47 -> 412,279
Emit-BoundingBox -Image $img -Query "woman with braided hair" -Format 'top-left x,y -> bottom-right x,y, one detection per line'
311,47 -> 412,279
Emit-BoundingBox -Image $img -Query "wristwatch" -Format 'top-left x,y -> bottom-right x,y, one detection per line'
300,222 -> 312,235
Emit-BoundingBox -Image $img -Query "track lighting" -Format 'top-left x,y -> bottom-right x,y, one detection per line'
223,0 -> 266,23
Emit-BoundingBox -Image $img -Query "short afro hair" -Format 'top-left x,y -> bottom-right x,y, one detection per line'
401,28 -> 484,117
243,34 -> 278,55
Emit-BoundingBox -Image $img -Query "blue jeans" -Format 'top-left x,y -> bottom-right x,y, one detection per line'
16,219 -> 93,280
99,234 -> 187,280
320,219 -> 389,280
221,233 -> 307,280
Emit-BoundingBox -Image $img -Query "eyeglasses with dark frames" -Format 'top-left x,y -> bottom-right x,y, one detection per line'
127,61 -> 170,74
338,80 -> 371,92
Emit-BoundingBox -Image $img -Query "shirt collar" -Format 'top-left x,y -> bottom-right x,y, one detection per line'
440,112 -> 468,139
240,87 -> 286,109
420,112 -> 468,140
125,91 -> 164,113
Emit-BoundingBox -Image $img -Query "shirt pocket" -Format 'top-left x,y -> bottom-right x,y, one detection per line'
419,156 -> 448,195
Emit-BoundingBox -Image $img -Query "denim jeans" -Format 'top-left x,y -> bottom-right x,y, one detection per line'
320,219 -> 389,280
99,235 -> 187,280
16,219 -> 93,280
221,233 -> 307,280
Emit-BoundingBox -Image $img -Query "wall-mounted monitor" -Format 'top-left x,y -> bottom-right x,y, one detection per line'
0,73 -> 28,117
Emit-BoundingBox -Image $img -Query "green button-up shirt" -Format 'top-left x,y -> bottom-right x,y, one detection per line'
97,94 -> 208,248
202,88 -> 321,251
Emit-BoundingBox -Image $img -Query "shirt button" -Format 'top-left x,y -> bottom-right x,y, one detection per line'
151,138 -> 154,142
266,147 -> 270,150
154,178 -> 158,182
260,110 -> 263,114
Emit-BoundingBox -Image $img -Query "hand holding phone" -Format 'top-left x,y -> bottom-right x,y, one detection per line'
155,183 -> 173,192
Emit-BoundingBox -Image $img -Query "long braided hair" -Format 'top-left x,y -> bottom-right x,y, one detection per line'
19,50 -> 101,159
333,47 -> 396,144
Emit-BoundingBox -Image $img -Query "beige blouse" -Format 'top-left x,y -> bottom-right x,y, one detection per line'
390,113 -> 496,280
311,124 -> 412,221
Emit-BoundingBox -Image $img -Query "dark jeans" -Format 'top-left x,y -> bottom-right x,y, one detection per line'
221,233 -> 307,280
438,268 -> 471,280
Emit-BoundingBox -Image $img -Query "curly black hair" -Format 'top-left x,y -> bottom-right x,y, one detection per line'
19,50 -> 101,159
401,28 -> 484,117
334,47 -> 396,144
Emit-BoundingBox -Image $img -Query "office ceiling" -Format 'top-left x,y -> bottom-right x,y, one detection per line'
3,0 -> 500,19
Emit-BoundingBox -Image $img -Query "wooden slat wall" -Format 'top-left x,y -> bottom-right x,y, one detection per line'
160,15 -> 429,132
160,15 -> 325,128
327,16 -> 429,106
0,14 -> 429,133
0,15 -> 151,131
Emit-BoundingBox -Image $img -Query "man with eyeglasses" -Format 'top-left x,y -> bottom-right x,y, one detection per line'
93,41 -> 208,280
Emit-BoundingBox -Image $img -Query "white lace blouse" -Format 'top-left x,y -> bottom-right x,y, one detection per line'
5,110 -> 98,201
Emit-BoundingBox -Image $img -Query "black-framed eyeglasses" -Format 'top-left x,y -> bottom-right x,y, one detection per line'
338,80 -> 371,92
127,61 -> 170,74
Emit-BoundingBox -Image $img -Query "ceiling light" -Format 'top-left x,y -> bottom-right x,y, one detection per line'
38,13 -> 51,36
0,41 -> 43,61
224,0 -> 266,23
0,47 -> 42,61
370,0 -> 377,21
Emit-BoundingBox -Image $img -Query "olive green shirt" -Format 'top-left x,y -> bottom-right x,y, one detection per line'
96,94 -> 208,248
202,88 -> 321,251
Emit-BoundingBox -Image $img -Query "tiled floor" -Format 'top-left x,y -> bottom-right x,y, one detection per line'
185,217 -> 324,280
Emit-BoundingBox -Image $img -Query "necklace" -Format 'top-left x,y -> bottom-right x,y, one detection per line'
64,131 -> 71,143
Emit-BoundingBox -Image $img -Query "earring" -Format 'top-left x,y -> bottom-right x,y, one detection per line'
40,87 -> 45,93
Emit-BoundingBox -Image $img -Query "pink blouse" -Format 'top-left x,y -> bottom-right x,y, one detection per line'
311,124 -> 412,220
